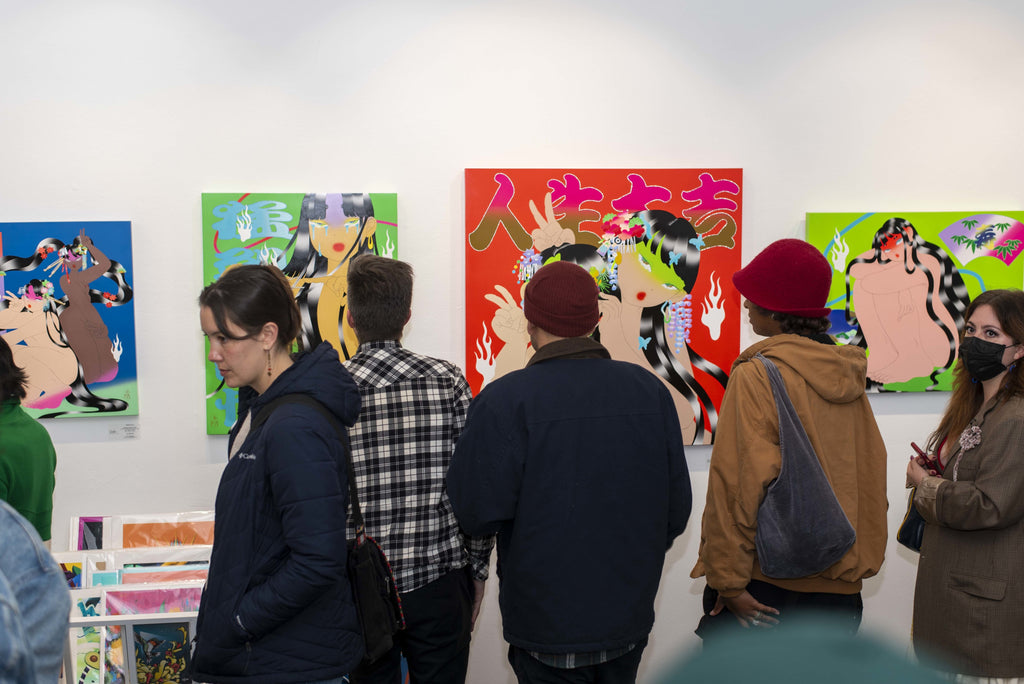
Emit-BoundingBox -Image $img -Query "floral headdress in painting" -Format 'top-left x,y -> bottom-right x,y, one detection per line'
18,280 -> 57,311
599,212 -> 646,254
515,248 -> 544,284
43,242 -> 89,278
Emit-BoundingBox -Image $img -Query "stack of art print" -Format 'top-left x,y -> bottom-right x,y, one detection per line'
132,622 -> 192,683
68,591 -> 200,683
54,553 -> 85,588
0,221 -> 137,418
465,169 -> 743,445
119,566 -> 208,584
71,515 -> 108,550
120,518 -> 214,548
807,211 -> 1024,391
105,585 -> 204,616
69,623 -> 103,684
201,192 -> 398,434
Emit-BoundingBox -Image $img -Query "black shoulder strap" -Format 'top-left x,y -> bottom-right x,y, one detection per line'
252,394 -> 366,536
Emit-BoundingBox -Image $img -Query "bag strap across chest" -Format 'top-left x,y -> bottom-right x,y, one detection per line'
752,353 -> 856,578
252,394 -> 367,540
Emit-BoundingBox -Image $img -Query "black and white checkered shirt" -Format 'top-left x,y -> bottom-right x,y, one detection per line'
344,340 -> 494,594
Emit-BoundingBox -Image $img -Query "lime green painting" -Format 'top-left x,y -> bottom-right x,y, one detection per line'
201,192 -> 397,434
807,211 -> 1024,392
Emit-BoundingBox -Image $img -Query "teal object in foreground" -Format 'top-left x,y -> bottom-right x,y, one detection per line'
658,618 -> 947,684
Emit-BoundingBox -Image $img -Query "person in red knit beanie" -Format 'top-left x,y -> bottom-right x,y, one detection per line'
691,239 -> 888,640
731,238 -> 832,319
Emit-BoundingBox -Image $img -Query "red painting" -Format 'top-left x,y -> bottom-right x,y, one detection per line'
465,169 -> 743,445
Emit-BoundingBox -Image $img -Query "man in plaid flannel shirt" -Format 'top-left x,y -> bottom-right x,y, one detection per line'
344,254 -> 494,684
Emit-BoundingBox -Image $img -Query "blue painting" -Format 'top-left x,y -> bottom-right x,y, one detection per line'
0,221 -> 138,418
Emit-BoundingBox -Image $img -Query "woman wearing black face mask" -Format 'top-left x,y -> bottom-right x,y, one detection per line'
907,289 -> 1024,681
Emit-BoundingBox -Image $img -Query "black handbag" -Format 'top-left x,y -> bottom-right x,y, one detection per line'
344,457 -> 405,663
254,394 -> 405,663
896,487 -> 926,552
752,355 -> 856,579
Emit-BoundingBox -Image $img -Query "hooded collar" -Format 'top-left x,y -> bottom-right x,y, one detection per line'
238,341 -> 361,427
737,334 -> 869,405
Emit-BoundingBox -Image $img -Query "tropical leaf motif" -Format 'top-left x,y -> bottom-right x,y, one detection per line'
995,240 -> 1022,258
951,234 -> 979,252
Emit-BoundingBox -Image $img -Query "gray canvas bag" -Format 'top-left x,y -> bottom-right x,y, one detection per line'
753,354 -> 856,579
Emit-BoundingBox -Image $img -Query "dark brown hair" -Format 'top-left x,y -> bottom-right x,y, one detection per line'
198,264 -> 301,351
927,289 -> 1024,453
0,335 -> 28,400
749,302 -> 831,337
346,255 -> 413,343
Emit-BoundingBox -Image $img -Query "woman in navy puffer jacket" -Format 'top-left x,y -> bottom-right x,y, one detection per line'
193,264 -> 362,683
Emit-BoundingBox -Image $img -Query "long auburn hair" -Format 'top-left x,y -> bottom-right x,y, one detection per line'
926,289 -> 1024,453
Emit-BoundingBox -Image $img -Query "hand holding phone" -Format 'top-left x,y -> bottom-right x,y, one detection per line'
911,441 -> 943,475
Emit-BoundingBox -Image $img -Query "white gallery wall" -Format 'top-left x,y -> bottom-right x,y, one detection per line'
3,0 -> 1023,680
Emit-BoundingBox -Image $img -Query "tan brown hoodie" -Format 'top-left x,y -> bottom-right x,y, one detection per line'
691,334 -> 888,597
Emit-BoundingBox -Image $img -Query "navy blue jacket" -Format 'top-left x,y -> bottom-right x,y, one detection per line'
192,342 -> 363,683
447,338 -> 691,653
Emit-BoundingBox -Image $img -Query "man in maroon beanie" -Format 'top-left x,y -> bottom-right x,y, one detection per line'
448,261 -> 692,684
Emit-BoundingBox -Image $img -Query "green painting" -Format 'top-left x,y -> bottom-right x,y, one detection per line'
201,192 -> 398,433
807,211 -> 1024,392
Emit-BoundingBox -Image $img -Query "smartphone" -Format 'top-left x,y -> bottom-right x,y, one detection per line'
911,441 -> 943,475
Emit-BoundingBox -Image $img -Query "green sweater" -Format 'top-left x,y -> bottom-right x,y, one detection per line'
0,397 -> 57,540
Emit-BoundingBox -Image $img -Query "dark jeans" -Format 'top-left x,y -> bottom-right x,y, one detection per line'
507,639 -> 647,684
695,579 -> 863,640
351,567 -> 473,684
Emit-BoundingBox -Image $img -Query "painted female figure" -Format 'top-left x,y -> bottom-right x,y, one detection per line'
1,230 -> 132,415
0,281 -> 77,408
281,193 -> 378,358
56,231 -> 119,385
572,210 -> 727,444
485,206 -> 727,444
844,217 -> 969,387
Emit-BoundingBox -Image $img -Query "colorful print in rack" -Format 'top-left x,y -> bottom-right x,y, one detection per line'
807,212 -> 1024,391
0,221 -> 137,418
465,169 -> 743,445
201,192 -> 398,434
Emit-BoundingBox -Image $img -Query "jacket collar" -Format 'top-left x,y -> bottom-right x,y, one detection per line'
527,337 -> 611,367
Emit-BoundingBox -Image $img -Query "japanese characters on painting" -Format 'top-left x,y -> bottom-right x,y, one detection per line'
466,169 -> 743,445
201,193 -> 398,434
